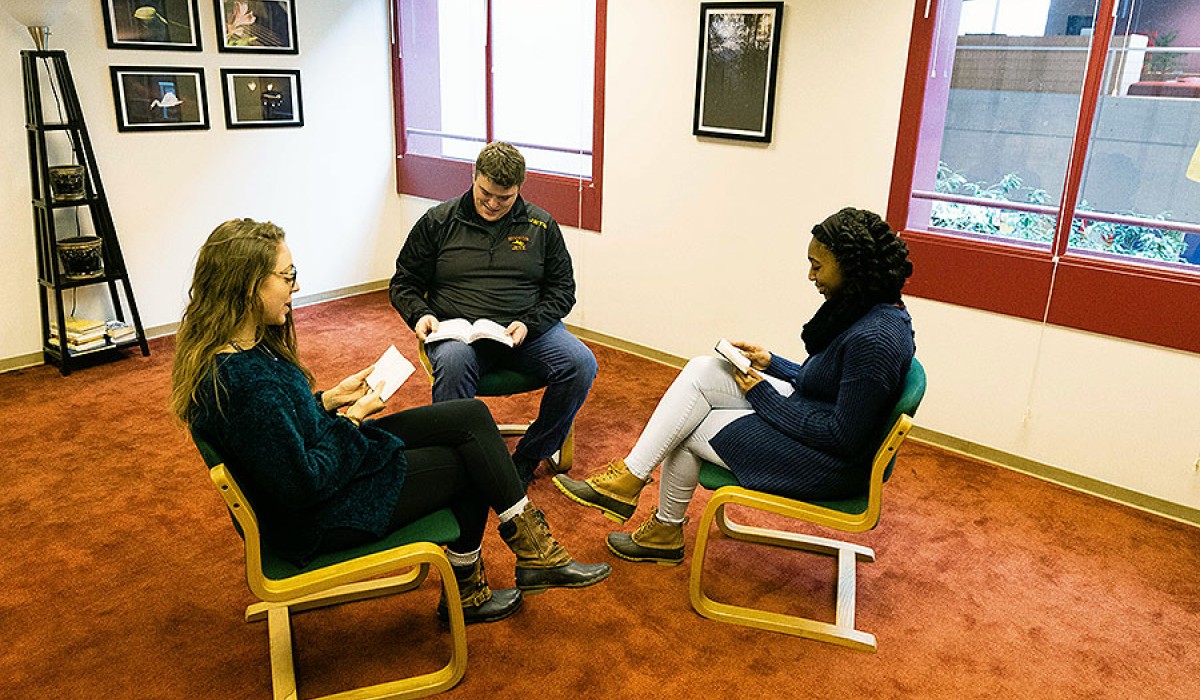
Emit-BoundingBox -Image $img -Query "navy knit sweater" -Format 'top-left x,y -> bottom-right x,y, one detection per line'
190,346 -> 406,565
710,303 -> 915,499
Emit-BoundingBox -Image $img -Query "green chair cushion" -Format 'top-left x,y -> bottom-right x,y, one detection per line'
476,368 -> 547,396
697,462 -> 868,516
262,507 -> 461,581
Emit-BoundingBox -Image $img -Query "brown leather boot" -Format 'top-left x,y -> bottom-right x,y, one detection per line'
606,508 -> 685,566
498,503 -> 612,592
436,558 -> 523,625
553,459 -> 648,523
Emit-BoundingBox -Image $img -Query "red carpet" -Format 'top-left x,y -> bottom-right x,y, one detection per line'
1,290 -> 1197,699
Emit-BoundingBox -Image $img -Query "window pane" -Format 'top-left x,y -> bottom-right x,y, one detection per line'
1071,0 -> 1200,268
907,0 -> 1101,247
400,0 -> 487,161
492,0 -> 595,179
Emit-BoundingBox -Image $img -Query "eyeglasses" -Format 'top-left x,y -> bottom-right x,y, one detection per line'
274,265 -> 298,288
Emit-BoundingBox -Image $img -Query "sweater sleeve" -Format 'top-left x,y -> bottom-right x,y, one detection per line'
743,329 -> 904,457
221,376 -> 371,509
523,217 -> 577,335
764,353 -> 803,381
389,214 -> 440,329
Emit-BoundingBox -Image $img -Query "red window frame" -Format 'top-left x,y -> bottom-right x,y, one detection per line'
389,0 -> 607,232
887,0 -> 1200,354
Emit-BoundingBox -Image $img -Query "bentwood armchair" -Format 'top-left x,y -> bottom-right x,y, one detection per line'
193,434 -> 467,700
689,358 -> 927,652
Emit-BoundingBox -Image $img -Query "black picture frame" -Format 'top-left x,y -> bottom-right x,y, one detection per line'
220,68 -> 304,128
109,66 -> 210,132
693,2 -> 784,143
214,0 -> 299,54
102,0 -> 203,51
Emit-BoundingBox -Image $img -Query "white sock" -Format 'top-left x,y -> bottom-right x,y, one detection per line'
498,496 -> 530,523
446,547 -> 481,567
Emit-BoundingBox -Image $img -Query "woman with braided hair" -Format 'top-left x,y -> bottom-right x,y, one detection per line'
554,207 -> 915,564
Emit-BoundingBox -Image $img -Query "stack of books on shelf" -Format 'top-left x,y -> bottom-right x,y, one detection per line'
48,316 -> 109,354
106,320 -> 137,344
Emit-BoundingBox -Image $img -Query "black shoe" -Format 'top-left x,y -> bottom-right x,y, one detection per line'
437,586 -> 523,625
515,560 -> 612,593
513,454 -> 541,489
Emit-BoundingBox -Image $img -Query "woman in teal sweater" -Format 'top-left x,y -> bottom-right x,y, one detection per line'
555,207 -> 915,564
172,218 -> 609,625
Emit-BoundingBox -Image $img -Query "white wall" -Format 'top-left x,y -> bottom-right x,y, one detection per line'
2,1 -> 1198,511
568,0 -> 1200,512
0,0 -> 420,357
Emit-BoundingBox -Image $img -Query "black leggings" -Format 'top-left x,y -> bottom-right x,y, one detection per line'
324,398 -> 527,554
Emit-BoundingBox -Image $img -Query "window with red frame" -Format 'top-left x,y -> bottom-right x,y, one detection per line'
391,0 -> 606,231
889,0 -> 1200,353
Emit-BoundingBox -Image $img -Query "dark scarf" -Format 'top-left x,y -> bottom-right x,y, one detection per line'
800,297 -> 874,354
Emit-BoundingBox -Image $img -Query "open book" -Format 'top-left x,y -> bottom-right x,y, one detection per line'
365,345 -> 416,401
714,338 -> 752,374
424,318 -> 514,347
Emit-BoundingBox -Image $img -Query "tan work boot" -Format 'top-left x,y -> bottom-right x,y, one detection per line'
606,508 -> 685,566
553,458 -> 648,523
498,502 -> 612,592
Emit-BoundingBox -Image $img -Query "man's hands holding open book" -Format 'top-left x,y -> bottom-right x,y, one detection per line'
415,314 -> 528,346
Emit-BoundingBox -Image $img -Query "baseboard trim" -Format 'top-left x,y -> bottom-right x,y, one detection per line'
569,325 -> 1200,528
910,427 -> 1200,528
567,324 -> 687,369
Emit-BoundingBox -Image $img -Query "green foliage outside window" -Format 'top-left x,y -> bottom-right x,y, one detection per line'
931,161 -> 1187,264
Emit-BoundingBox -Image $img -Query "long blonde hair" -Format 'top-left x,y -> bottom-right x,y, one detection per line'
169,218 -> 313,424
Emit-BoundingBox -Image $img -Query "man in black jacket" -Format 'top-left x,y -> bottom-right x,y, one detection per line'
389,142 -> 597,487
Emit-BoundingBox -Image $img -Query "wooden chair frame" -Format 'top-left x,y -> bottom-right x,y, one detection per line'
208,461 -> 467,700
417,340 -> 573,472
689,358 -> 926,653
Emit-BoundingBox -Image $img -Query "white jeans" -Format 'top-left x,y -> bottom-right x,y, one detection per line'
625,356 -> 794,523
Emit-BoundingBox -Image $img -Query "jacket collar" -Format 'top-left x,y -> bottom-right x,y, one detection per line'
453,188 -> 529,228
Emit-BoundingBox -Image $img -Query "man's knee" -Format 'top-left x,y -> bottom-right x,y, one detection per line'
430,342 -> 478,379
570,344 -> 598,384
429,342 -> 481,399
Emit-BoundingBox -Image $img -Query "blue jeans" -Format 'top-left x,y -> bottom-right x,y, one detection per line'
425,322 -> 597,461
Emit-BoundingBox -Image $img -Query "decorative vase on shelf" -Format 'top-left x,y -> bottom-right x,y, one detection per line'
56,235 -> 103,279
48,164 -> 86,201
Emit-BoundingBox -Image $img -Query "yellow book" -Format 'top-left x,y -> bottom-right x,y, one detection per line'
50,316 -> 107,335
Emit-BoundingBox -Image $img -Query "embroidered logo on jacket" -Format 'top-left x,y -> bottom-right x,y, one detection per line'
528,218 -> 548,229
509,235 -> 530,251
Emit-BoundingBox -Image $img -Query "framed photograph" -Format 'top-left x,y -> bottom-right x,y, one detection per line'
109,66 -> 210,132
214,0 -> 299,54
693,2 -> 784,143
220,69 -> 303,128
101,0 -> 203,51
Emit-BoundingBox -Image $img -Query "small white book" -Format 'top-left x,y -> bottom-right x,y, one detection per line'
424,318 -> 514,347
366,345 -> 416,402
714,338 -> 752,374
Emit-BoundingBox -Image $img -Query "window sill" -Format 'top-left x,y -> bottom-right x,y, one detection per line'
900,229 -> 1200,353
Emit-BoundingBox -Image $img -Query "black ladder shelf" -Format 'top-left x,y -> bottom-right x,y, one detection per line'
23,50 -> 149,375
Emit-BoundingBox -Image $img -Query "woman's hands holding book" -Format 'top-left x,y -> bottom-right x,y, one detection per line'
732,367 -> 763,394
730,341 -> 772,370
322,366 -> 374,411
344,387 -> 386,426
